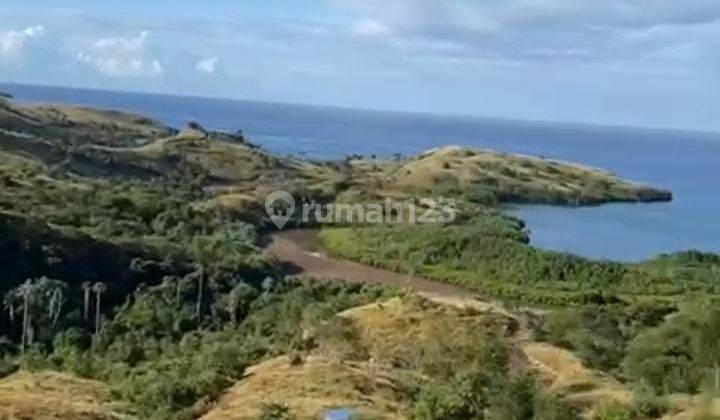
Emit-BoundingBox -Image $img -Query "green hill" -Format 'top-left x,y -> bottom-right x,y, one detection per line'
2,97 -> 714,420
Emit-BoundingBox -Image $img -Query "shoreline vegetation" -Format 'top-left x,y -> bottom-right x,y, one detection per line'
0,95 -> 718,419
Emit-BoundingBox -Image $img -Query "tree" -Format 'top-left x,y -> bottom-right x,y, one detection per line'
40,281 -> 64,329
162,276 -> 182,310
227,287 -> 239,326
93,282 -> 107,335
691,301 -> 720,395
3,291 -> 20,341
4,277 -> 67,353
195,268 -> 204,319
226,283 -> 257,327
19,280 -> 34,354
190,237 -> 214,320
81,281 -> 92,322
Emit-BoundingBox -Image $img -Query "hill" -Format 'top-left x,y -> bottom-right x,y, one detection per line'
0,97 -> 670,224
0,370 -> 121,419
1,96 -> 715,420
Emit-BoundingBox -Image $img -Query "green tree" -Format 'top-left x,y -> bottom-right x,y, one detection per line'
81,281 -> 92,322
93,282 -> 107,335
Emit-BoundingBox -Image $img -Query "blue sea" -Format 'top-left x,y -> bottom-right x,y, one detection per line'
2,82 -> 718,262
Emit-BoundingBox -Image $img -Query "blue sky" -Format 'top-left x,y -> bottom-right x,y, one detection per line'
1,1 -> 719,131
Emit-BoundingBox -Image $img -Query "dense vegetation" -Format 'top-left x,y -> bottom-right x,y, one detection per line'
319,222 -> 720,417
22,279 -> 394,418
320,221 -> 720,305
0,97 -> 715,418
0,140 -> 581,419
531,296 -> 720,418
0,156 -> 403,417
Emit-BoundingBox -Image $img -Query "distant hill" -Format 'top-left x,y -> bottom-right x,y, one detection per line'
0,96 -> 670,219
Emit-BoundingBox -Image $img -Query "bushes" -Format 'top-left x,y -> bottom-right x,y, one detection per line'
624,299 -> 720,395
259,403 -> 293,420
320,220 -> 719,305
407,333 -> 580,420
535,298 -> 720,399
534,301 -> 675,379
42,279 -> 395,418
539,305 -> 630,373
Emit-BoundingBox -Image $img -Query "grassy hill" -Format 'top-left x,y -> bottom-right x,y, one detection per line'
0,370 -> 122,419
2,96 -> 717,420
0,97 -> 670,221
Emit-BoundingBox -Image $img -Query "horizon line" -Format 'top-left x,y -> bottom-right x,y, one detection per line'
2,79 -> 720,139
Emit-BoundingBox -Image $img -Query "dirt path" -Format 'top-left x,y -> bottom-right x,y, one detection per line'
262,230 -> 640,416
264,229 -> 487,305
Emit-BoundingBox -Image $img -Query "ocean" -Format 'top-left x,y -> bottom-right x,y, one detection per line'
2,82 -> 718,262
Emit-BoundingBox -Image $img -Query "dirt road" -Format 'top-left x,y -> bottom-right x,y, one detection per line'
263,230 -> 639,416
264,229 -> 481,302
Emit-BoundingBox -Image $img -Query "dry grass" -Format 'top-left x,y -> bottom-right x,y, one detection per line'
660,395 -> 720,419
1,96 -> 670,213
35,104 -> 168,135
339,296 -> 516,363
0,370 -> 121,420
387,146 -> 665,203
0,100 -> 172,145
202,297 -> 517,420
522,342 -> 631,416
200,355 -> 406,420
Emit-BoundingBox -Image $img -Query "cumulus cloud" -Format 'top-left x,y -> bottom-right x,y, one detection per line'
196,57 -> 218,75
76,31 -> 163,77
0,25 -> 45,64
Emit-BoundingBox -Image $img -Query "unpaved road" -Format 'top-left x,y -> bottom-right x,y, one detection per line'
263,230 -> 640,415
264,229 -> 482,302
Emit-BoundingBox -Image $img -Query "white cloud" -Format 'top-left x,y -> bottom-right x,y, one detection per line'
352,19 -> 392,36
196,57 -> 218,75
0,25 -> 45,64
76,31 -> 163,77
334,0 -> 720,68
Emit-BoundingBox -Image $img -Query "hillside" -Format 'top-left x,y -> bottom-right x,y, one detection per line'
1,96 -> 716,420
0,97 -> 670,224
385,146 -> 671,205
200,355 -> 406,419
0,371 -> 121,419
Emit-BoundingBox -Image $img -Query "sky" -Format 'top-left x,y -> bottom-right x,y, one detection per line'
0,0 -> 719,131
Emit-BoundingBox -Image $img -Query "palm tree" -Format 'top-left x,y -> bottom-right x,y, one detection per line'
5,278 -> 68,351
174,278 -> 181,310
34,276 -> 66,329
195,267 -> 204,319
3,291 -> 19,341
92,282 -> 107,335
81,281 -> 92,322
190,238 -> 211,319
228,288 -> 239,326
160,276 -> 182,311
47,285 -> 64,328
18,280 -> 34,354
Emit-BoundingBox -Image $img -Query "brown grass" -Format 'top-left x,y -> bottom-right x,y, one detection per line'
339,296 -> 516,363
200,355 -> 406,420
0,370 -> 120,420
388,145 -> 664,203
522,342 -> 631,416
